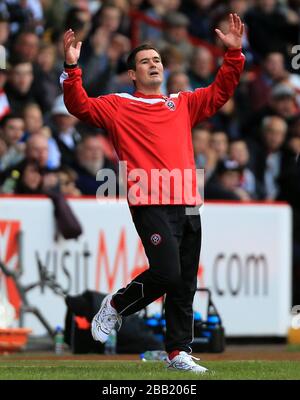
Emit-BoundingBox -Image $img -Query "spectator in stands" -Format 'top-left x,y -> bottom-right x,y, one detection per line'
85,32 -> 131,96
140,0 -> 168,43
188,46 -> 215,90
80,25 -> 111,84
22,103 -> 61,169
160,45 -> 185,74
246,83 -> 300,137
210,130 -> 229,161
4,60 -> 47,114
205,158 -> 250,201
192,124 -> 217,181
254,115 -> 289,200
288,0 -> 300,13
51,94 -> 81,167
0,136 -> 6,163
0,113 -> 25,171
210,97 -> 241,140
244,0 -> 299,59
26,134 -> 51,170
42,0 -> 66,33
287,135 -> 300,156
0,134 -> 55,192
289,113 -> 300,139
0,14 -> 9,46
182,0 -> 216,42
160,45 -> 185,94
248,52 -> 300,112
74,134 -> 118,196
228,0 -> 251,18
58,166 -> 81,197
268,84 -> 299,121
13,161 -> 61,195
11,30 -> 40,64
157,12 -> 194,62
276,116 -> 300,305
63,6 -> 92,44
13,160 -> 43,194
35,42 -> 61,113
248,52 -> 287,112
214,1 -> 253,65
0,69 -> 10,120
0,0 -> 43,36
229,139 -> 262,199
90,4 -> 123,38
22,103 -> 44,137
166,71 -> 192,94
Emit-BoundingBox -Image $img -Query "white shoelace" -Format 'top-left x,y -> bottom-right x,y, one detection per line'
96,301 -> 122,332
169,352 -> 201,369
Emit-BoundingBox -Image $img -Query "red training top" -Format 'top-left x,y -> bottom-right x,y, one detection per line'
61,48 -> 245,206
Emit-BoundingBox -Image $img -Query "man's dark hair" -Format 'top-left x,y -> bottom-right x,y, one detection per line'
126,44 -> 161,71
0,113 -> 24,127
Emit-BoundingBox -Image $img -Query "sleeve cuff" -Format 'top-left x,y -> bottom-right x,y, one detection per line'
64,66 -> 80,74
225,48 -> 243,57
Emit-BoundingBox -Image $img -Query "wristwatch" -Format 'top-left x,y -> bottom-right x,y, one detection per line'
64,62 -> 78,69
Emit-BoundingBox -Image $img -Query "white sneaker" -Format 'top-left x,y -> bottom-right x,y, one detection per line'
91,294 -> 122,343
167,351 -> 208,374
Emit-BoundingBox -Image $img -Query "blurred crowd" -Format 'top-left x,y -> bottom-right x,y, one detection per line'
0,0 -> 299,302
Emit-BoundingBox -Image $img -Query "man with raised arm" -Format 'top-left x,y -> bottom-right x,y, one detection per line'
61,14 -> 245,373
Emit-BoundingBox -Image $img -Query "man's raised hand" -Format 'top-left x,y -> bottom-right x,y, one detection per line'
64,29 -> 82,65
215,13 -> 244,50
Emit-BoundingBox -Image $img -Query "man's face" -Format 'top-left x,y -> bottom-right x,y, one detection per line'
258,0 -> 276,13
14,33 -> 39,62
264,53 -> 285,80
0,21 -> 9,45
168,73 -> 190,94
210,132 -> 228,158
166,26 -> 188,44
128,49 -> 164,90
229,141 -> 249,166
192,48 -> 213,78
272,97 -> 296,119
82,137 -> 104,162
3,118 -> 24,145
264,122 -> 287,152
219,171 -> 241,191
77,137 -> 104,175
27,137 -> 48,167
9,63 -> 33,94
192,129 -> 210,155
24,106 -> 43,134
22,163 -> 42,190
100,7 -> 121,33
53,114 -> 78,131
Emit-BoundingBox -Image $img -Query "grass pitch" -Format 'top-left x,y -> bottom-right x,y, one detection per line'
0,359 -> 300,380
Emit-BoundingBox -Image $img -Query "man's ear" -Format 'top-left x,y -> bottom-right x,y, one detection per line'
128,69 -> 136,83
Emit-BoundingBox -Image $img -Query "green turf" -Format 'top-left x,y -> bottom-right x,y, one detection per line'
287,344 -> 300,352
0,360 -> 300,380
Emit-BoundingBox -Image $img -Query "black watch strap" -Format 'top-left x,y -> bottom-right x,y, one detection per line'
64,62 -> 78,69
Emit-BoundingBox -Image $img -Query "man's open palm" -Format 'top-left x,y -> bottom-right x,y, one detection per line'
64,29 -> 82,65
215,13 -> 244,49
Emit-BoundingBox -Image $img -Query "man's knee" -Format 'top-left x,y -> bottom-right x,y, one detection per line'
166,271 -> 182,290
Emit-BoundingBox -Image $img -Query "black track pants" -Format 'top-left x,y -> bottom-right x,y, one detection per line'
112,205 -> 202,353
